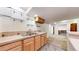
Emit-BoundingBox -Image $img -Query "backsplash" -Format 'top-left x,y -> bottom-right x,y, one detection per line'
0,15 -> 38,38
0,31 -> 27,37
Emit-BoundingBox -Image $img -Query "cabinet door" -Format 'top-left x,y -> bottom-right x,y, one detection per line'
24,41 -> 34,51
44,34 -> 48,44
20,12 -> 26,20
8,46 -> 22,51
18,12 -> 23,20
12,9 -> 22,20
0,7 -> 12,17
24,38 -> 34,51
0,41 -> 22,51
44,37 -> 48,44
35,36 -> 40,51
22,13 -> 26,20
40,36 -> 45,47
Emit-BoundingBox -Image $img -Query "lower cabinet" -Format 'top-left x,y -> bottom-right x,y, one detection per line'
44,34 -> 48,44
44,37 -> 48,44
23,37 -> 34,51
23,33 -> 48,51
0,33 -> 48,51
41,34 -> 48,46
34,36 -> 41,51
0,41 -> 22,51
40,35 -> 45,47
8,46 -> 22,51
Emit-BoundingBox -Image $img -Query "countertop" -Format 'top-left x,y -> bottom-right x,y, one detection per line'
0,32 -> 46,46
68,32 -> 79,51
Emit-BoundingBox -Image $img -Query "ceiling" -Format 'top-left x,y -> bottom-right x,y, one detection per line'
21,7 -> 79,24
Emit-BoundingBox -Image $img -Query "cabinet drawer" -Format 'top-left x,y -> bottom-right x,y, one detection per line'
44,37 -> 48,44
24,37 -> 34,43
8,46 -> 22,51
0,41 -> 22,51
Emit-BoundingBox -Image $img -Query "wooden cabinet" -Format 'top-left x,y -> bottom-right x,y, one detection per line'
70,23 -> 77,32
23,33 -> 48,51
34,36 -> 41,51
23,37 -> 34,51
44,34 -> 48,44
40,35 -> 45,47
8,46 -> 22,51
0,41 -> 22,51
0,33 -> 48,51
41,34 -> 48,45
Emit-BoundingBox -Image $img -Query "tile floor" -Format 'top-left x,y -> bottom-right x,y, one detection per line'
39,41 -> 65,51
39,35 -> 67,51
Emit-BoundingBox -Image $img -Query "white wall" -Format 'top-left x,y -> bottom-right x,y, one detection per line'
36,23 -> 54,37
67,18 -> 79,33
25,19 -> 37,31
36,23 -> 49,36
36,23 -> 49,32
48,24 -> 54,37
54,23 -> 67,35
0,16 -> 37,32
54,18 -> 79,35
36,18 -> 79,36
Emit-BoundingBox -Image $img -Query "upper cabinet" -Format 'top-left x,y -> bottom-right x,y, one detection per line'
35,16 -> 45,24
21,13 -> 27,20
0,7 -> 13,17
12,9 -> 26,20
12,9 -> 21,20
0,7 -> 26,20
